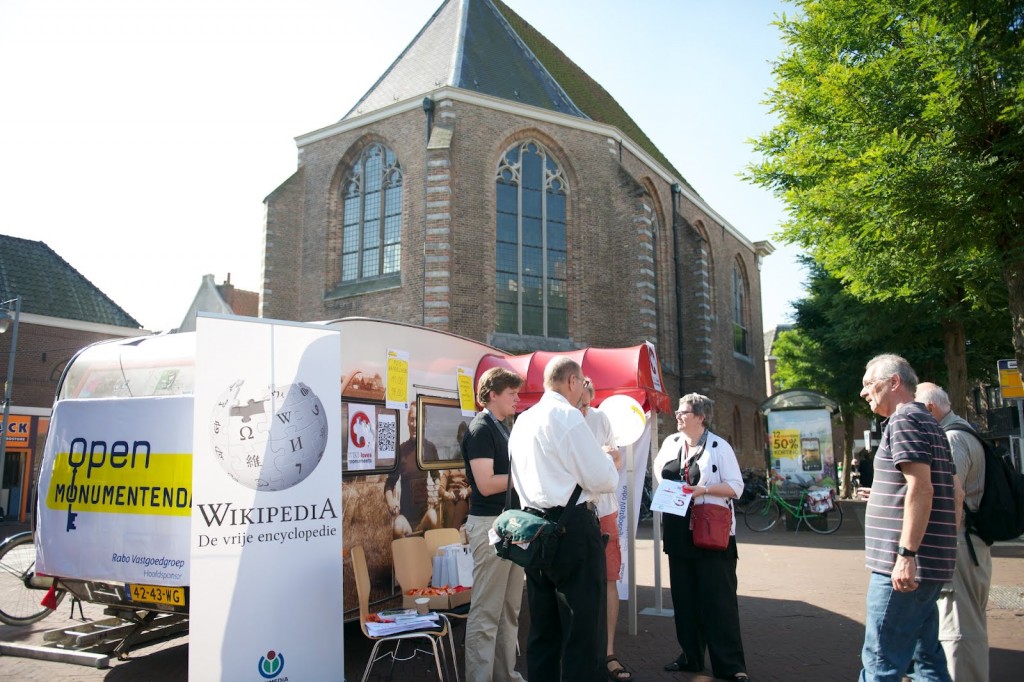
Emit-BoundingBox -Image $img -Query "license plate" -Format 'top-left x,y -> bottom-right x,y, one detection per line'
127,583 -> 185,607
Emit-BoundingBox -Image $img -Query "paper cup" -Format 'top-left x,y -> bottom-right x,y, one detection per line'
415,597 -> 430,615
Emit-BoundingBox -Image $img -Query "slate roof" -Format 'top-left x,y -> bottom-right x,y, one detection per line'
345,0 -> 686,182
0,234 -> 141,328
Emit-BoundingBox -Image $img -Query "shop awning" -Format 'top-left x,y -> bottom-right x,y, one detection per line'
475,344 -> 671,414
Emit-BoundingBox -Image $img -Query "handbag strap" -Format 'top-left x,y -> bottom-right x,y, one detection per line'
483,412 -> 517,512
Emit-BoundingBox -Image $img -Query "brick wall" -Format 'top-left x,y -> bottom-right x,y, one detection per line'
0,323 -> 139,409
263,98 -> 767,466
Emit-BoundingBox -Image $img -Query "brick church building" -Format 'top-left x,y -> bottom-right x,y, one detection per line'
261,0 -> 773,467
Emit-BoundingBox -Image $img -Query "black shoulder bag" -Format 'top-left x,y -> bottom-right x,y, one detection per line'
491,414 -> 582,569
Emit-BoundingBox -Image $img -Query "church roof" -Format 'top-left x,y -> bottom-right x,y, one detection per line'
0,234 -> 141,328
345,0 -> 684,181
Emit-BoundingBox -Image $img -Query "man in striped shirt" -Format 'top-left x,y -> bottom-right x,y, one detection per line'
858,354 -> 957,682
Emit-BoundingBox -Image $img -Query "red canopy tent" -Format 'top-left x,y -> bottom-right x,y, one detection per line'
474,344 -> 671,414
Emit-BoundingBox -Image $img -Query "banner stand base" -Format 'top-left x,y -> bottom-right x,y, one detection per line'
639,607 -> 674,618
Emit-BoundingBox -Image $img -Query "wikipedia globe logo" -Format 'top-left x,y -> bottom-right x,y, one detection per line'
211,380 -> 328,491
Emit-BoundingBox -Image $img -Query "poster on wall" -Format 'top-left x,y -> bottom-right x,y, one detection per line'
190,315 -> 343,681
766,408 -> 836,488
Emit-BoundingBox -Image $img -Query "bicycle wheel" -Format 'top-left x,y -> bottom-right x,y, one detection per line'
0,532 -> 63,626
804,501 -> 844,535
743,498 -> 780,532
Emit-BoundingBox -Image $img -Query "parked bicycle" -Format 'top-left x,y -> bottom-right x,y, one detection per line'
734,468 -> 770,515
743,478 -> 844,534
0,531 -> 65,625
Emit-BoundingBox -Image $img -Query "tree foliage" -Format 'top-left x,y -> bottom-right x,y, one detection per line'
772,258 -> 1011,494
748,0 -> 1024,406
776,259 -> 1009,405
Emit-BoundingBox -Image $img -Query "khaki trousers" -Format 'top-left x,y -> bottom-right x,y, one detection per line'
465,514 -> 526,682
938,533 -> 991,682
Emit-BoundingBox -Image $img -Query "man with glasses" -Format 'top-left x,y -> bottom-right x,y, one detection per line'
858,354 -> 957,681
509,357 -> 619,682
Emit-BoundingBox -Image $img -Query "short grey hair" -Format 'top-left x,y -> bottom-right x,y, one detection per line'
544,356 -> 581,388
916,382 -> 951,412
866,354 -> 919,393
680,393 -> 714,427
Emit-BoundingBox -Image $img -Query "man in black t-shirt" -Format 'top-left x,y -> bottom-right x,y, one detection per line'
462,366 -> 525,682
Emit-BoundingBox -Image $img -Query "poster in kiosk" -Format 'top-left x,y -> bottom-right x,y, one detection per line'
190,315 -> 344,681
766,407 -> 837,490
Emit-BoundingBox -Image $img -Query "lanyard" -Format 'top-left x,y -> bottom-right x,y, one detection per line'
678,430 -> 709,486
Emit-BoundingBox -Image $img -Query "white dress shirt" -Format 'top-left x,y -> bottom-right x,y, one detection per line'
509,390 -> 619,510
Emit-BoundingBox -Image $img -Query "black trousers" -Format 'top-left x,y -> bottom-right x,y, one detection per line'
667,550 -> 747,678
524,505 -> 607,682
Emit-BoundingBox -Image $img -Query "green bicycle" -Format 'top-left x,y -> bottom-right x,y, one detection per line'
743,480 -> 844,534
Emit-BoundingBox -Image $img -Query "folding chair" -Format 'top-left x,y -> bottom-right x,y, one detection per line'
350,545 -> 459,682
424,527 -> 461,557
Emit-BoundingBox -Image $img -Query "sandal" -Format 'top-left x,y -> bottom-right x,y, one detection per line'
606,655 -> 633,681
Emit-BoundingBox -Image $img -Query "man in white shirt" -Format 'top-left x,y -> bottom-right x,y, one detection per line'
509,357 -> 619,682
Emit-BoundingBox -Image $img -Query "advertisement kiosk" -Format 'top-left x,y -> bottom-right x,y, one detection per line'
759,389 -> 841,507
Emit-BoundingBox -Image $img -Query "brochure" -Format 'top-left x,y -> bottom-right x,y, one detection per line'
651,479 -> 693,517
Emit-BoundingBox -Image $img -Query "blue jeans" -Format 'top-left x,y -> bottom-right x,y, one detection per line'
861,572 -> 951,682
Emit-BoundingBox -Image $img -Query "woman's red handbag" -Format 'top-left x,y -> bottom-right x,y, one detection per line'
690,502 -> 731,551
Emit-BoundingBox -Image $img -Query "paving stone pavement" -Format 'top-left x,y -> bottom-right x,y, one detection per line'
2,503 -> 1022,681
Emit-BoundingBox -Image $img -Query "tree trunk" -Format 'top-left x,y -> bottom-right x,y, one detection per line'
1001,250 -> 1024,388
840,415 -> 855,499
941,317 -> 969,416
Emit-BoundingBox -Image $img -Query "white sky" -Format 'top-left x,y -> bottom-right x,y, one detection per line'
0,0 -> 803,333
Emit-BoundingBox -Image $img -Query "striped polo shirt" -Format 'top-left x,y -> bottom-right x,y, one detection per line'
864,401 -> 957,582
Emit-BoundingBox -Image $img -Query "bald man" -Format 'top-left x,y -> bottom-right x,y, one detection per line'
915,382 -> 988,682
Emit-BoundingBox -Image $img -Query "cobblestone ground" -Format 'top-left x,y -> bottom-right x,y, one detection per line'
2,504 -> 1023,681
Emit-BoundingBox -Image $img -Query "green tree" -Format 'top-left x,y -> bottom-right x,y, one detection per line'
748,0 -> 1024,414
773,259 -> 1011,495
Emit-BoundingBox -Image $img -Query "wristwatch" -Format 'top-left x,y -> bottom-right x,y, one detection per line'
896,545 -> 917,558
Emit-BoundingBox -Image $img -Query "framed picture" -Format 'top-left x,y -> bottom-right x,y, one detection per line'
417,395 -> 473,469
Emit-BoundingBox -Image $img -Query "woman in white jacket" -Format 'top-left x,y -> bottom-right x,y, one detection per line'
653,393 -> 750,682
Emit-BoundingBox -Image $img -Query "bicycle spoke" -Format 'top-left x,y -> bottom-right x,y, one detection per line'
804,501 -> 844,535
743,498 -> 780,532
0,533 -> 62,626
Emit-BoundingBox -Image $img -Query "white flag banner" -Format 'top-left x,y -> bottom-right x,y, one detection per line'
190,315 -> 343,681
615,420 -> 652,600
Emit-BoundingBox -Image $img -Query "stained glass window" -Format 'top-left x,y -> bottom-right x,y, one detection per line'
495,142 -> 568,337
341,144 -> 403,282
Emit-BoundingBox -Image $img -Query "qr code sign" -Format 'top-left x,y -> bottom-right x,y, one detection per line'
378,417 -> 397,456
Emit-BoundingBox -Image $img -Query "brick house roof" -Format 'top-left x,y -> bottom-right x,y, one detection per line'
0,234 -> 141,328
345,0 -> 687,183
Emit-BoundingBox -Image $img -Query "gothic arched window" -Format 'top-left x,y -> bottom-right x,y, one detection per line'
732,257 -> 750,357
341,143 -> 403,283
495,141 -> 568,337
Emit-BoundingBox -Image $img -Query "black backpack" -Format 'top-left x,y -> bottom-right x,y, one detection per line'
944,424 -> 1024,548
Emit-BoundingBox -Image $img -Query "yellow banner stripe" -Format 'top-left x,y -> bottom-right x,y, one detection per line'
45,452 -> 192,517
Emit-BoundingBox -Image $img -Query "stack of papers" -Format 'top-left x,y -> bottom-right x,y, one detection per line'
365,612 -> 440,636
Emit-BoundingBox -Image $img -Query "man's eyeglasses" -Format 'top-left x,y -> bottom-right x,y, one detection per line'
675,410 -> 695,417
862,377 -> 888,389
